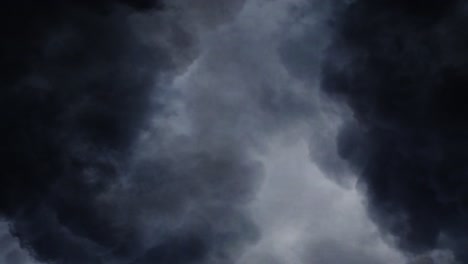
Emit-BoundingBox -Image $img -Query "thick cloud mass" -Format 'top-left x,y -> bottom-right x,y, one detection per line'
0,1 -> 262,263
312,0 -> 468,261
5,0 -> 463,263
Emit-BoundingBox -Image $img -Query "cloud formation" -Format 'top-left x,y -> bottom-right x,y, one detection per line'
3,0 -> 459,264
282,0 -> 468,262
1,1 -> 262,263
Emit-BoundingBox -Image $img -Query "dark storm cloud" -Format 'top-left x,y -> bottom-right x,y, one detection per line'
5,0 -> 452,264
284,0 -> 468,262
0,1 -> 263,263
278,0 -> 357,186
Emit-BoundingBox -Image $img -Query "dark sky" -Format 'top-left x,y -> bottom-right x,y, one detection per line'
0,1 -> 465,264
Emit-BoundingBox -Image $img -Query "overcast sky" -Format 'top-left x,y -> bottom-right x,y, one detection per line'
1,0 -> 465,264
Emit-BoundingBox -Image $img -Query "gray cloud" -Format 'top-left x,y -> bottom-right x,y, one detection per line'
1,0 -> 428,264
281,0 -> 468,263
158,1 -> 408,264
0,221 -> 39,264
237,135 -> 406,264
